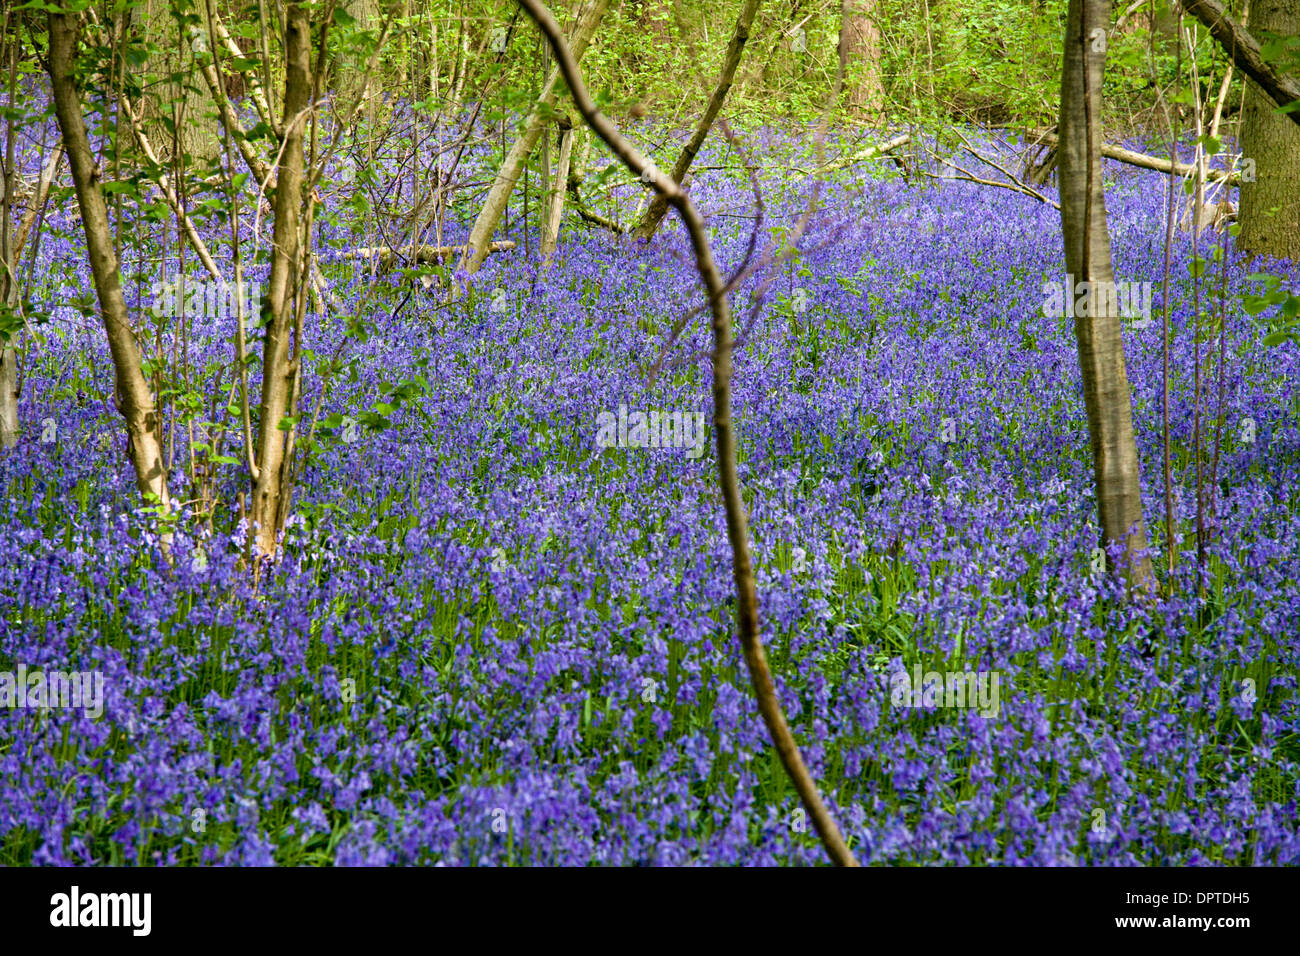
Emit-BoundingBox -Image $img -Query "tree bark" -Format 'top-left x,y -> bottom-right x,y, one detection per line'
119,93 -> 223,281
189,2 -> 357,315
0,344 -> 14,451
192,10 -> 276,200
632,0 -> 762,241
2,26 -> 18,451
1058,0 -> 1154,592
1236,0 -> 1300,260
540,121 -> 574,259
206,5 -> 280,139
840,0 -> 884,118
47,12 -> 172,520
11,144 -> 63,263
459,0 -> 609,274
250,2 -> 312,557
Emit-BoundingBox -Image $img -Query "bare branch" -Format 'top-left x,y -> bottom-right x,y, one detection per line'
515,0 -> 858,867
1182,0 -> 1300,129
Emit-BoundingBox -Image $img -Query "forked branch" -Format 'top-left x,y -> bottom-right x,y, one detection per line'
514,0 -> 858,867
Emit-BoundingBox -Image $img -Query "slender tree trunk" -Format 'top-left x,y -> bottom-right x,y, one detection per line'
632,0 -> 762,241
190,2 -> 361,316
1058,0 -> 1154,592
183,0 -> 223,163
250,2 -> 312,557
840,0 -> 884,118
459,0 -> 608,274
47,12 -> 172,520
1,24 -> 18,451
1238,0 -> 1300,261
12,144 -> 62,263
204,3 -> 281,139
2,138 -> 61,451
120,93 -> 222,280
0,345 -> 14,451
540,119 -> 574,260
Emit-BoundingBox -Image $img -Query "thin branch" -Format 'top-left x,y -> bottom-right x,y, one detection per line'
1182,0 -> 1300,129
515,0 -> 858,867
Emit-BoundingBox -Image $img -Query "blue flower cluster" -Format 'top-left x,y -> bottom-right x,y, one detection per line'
1,125 -> 1297,865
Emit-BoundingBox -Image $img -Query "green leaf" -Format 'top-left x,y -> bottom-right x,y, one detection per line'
1195,133 -> 1222,154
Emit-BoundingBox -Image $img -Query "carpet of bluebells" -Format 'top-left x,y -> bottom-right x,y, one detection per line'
2,121 -> 1299,866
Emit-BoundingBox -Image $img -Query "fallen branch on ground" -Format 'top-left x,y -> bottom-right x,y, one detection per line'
919,165 -> 1061,209
342,242 -> 517,272
565,178 -> 628,234
1024,127 -> 1241,184
918,133 -> 1060,208
790,132 -> 911,176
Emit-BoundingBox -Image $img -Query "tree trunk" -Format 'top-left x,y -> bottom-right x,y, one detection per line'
250,2 -> 312,558
47,12 -> 172,521
344,240 -> 516,271
1058,0 -> 1154,592
1,26 -> 18,451
840,0 -> 884,118
2,136 -> 61,451
540,120 -> 574,259
632,0 -> 762,242
11,144 -> 62,263
129,0 -> 222,167
1238,0 -> 1300,261
459,0 -> 609,274
0,345 -> 14,451
189,3 -> 339,315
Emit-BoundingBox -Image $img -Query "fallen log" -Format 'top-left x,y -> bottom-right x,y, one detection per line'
343,242 -> 516,272
793,132 -> 911,176
572,203 -> 627,234
564,176 -> 628,234
1023,128 -> 1241,184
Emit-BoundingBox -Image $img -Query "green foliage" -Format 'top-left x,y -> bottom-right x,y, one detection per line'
1242,273 -> 1300,347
